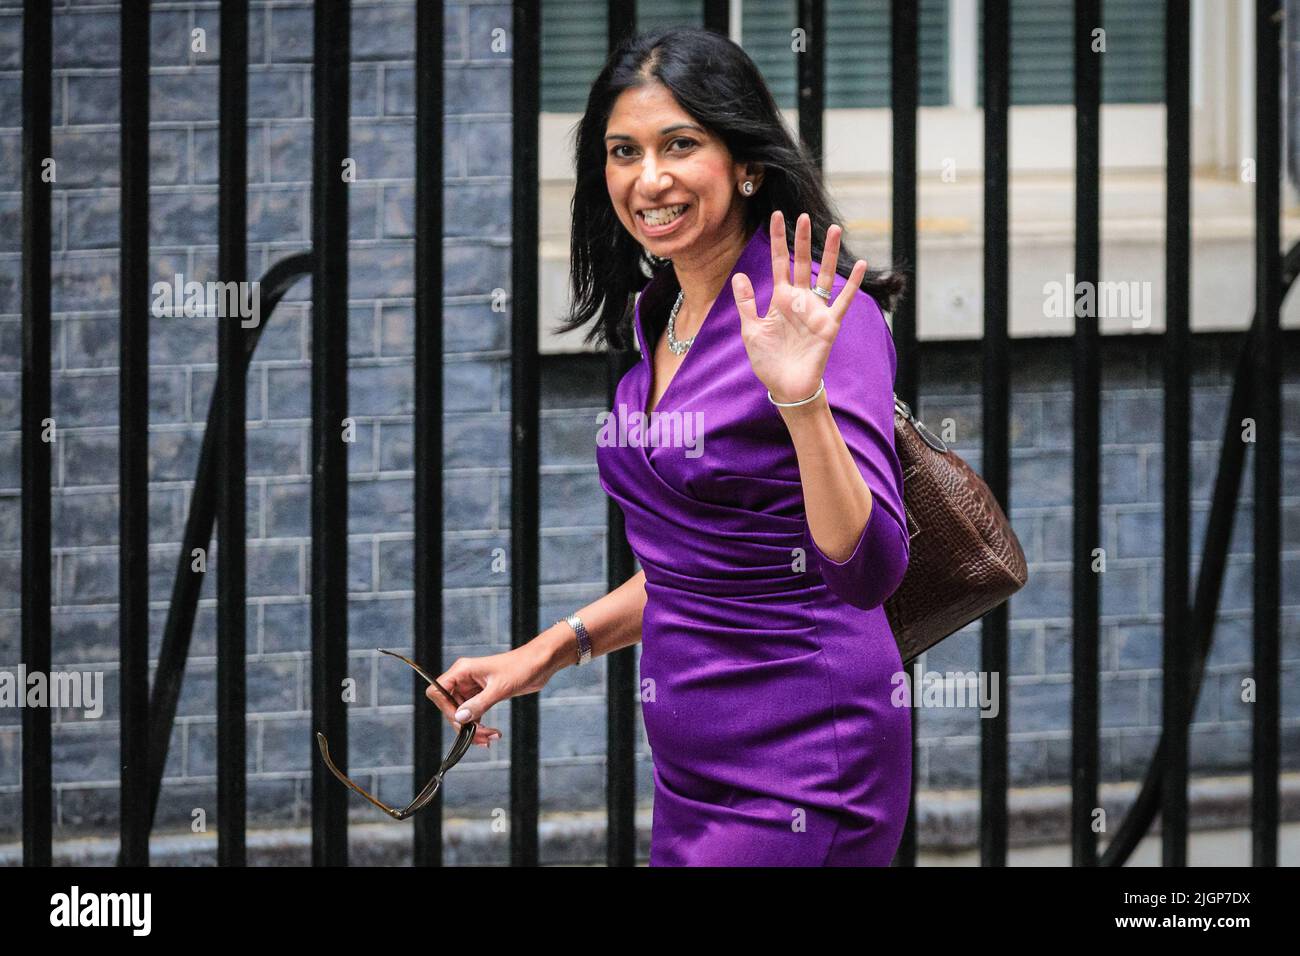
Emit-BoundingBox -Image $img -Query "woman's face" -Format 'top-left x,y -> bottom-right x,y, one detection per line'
604,81 -> 752,259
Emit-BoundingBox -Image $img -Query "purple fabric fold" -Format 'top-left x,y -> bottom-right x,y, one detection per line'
803,494 -> 909,610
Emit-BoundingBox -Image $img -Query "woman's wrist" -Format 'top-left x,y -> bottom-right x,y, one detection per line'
767,379 -> 824,406
775,386 -> 831,425
526,621 -> 579,684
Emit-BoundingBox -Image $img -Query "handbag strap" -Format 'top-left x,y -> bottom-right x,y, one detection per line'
865,290 -> 947,452
893,394 -> 948,453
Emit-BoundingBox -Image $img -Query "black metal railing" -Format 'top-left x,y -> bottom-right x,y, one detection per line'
1071,0 -> 1102,869
117,0 -> 151,868
15,0 -> 1284,867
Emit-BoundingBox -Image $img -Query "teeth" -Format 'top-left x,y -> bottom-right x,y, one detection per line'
641,204 -> 687,226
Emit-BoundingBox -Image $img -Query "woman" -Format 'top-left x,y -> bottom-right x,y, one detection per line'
427,27 -> 913,866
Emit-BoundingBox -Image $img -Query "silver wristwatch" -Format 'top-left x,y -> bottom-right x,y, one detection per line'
563,613 -> 592,666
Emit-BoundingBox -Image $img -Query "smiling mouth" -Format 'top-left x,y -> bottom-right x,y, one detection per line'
637,203 -> 690,227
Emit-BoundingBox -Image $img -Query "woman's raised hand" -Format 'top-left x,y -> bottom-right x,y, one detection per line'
732,209 -> 867,405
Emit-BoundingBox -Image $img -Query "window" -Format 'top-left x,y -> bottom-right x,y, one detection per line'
754,0 -> 949,109
976,0 -> 1165,105
540,0 -> 1165,113
540,0 -> 949,113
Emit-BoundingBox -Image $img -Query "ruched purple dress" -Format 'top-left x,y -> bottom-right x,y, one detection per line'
595,223 -> 912,866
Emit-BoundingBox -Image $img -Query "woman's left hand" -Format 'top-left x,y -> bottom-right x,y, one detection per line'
732,209 -> 867,405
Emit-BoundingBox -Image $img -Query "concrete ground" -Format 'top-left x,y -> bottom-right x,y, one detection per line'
4,773 -> 1296,866
920,821 -> 1300,865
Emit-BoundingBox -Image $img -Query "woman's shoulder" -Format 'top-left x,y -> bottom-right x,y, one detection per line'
819,270 -> 895,371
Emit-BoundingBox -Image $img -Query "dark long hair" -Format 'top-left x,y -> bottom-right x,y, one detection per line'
554,26 -> 909,351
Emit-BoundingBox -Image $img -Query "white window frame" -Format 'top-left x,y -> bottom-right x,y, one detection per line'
536,0 -> 1295,352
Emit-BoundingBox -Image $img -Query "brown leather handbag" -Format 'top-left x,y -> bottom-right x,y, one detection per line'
883,396 -> 1029,665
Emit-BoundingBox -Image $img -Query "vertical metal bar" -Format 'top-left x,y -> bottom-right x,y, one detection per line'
119,0 -> 151,867
1071,0 -> 1102,868
604,381 -> 638,867
889,0 -> 920,868
796,0 -> 825,167
310,0 -> 351,867
510,0 -> 542,867
20,0 -> 53,868
703,0 -> 729,36
1251,0 -> 1282,868
980,0 -> 1011,869
217,0 -> 249,867
127,255 -> 313,864
604,0 -> 638,869
1161,0 -> 1191,868
413,0 -> 446,868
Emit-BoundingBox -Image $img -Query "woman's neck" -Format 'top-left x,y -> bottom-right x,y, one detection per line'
669,223 -> 753,337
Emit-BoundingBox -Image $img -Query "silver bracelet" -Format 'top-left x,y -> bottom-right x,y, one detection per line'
767,379 -> 825,408
562,613 -> 592,666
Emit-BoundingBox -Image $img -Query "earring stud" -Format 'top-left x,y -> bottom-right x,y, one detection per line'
741,181 -> 754,195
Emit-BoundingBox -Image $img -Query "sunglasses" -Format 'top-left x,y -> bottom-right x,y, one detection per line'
315,648 -> 477,820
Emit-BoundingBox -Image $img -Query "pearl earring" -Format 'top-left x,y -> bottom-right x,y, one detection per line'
741,181 -> 754,195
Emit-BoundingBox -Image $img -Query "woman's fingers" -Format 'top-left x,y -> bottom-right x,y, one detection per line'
828,258 -> 868,327
425,666 -> 473,721
769,209 -> 791,290
792,212 -> 812,290
772,213 -> 856,323
454,720 -> 502,747
731,270 -> 760,326
423,658 -> 510,748
428,660 -> 504,743
818,223 -> 842,293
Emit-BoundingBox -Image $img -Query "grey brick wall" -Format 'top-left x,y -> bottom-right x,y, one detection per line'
0,1 -> 1297,857
912,337 -> 1300,790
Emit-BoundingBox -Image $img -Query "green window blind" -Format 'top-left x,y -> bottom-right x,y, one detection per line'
541,1 -> 703,114
541,0 -> 950,113
976,0 -> 1165,105
746,0 -> 949,109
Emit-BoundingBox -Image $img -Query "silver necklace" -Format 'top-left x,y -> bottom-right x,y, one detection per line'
666,290 -> 694,355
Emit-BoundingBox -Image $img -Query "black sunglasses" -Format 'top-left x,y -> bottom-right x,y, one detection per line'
315,648 -> 477,820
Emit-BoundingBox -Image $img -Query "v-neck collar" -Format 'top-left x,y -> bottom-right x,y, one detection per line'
635,223 -> 772,418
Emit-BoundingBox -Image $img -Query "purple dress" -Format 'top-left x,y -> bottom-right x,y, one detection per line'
595,223 -> 912,866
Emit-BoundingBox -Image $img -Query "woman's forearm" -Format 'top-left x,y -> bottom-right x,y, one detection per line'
777,390 -> 873,563
526,568 -> 648,683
